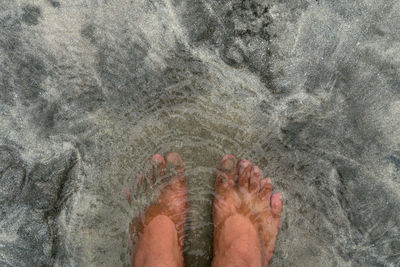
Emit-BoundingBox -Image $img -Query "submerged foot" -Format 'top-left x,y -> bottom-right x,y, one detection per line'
212,155 -> 283,267
129,152 -> 188,267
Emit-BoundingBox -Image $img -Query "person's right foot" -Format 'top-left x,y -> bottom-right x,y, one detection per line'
128,152 -> 188,267
212,155 -> 283,267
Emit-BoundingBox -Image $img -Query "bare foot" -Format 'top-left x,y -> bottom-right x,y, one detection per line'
212,155 -> 283,267
128,152 -> 188,267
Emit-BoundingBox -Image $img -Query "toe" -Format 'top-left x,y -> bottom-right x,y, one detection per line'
215,173 -> 235,194
123,186 -> 131,203
217,154 -> 237,181
264,238 -> 278,266
259,178 -> 273,201
151,154 -> 165,180
264,193 -> 283,265
237,159 -> 252,189
164,152 -> 184,178
271,192 -> 283,218
215,155 -> 237,193
165,152 -> 183,168
249,166 -> 262,193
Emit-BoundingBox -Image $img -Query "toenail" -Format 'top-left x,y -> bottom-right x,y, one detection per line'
238,160 -> 251,174
252,166 -> 261,175
219,158 -> 235,172
239,159 -> 250,169
240,160 -> 250,168
165,152 -> 183,167
151,154 -> 164,165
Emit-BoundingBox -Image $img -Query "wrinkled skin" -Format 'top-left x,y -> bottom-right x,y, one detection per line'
128,152 -> 188,267
127,153 -> 282,267
212,155 -> 283,267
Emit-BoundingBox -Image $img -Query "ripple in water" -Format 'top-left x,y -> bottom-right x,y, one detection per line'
64,62 -> 285,267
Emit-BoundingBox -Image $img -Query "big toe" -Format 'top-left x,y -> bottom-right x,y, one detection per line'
217,155 -> 237,179
164,152 -> 184,179
215,155 -> 237,193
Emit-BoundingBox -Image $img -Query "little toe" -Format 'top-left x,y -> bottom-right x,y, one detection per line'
264,238 -> 278,267
151,153 -> 166,181
249,166 -> 262,192
271,192 -> 283,218
259,178 -> 273,201
237,159 -> 252,189
266,192 -> 283,266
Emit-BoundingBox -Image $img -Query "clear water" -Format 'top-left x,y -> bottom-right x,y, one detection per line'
2,1 -> 399,266
61,61 -> 287,267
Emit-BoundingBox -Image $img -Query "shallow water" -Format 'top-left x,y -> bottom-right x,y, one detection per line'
77,63 -> 283,266
1,0 -> 400,266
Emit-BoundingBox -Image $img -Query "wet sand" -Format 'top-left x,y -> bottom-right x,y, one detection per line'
1,0 -> 400,266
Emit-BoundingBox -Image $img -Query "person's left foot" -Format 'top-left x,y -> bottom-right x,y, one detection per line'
127,152 -> 188,267
212,155 -> 283,267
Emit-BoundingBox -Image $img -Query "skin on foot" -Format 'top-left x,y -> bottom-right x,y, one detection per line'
212,155 -> 283,267
127,152 -> 188,267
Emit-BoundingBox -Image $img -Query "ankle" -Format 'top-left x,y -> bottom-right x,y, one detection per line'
134,215 -> 183,267
212,215 -> 262,267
